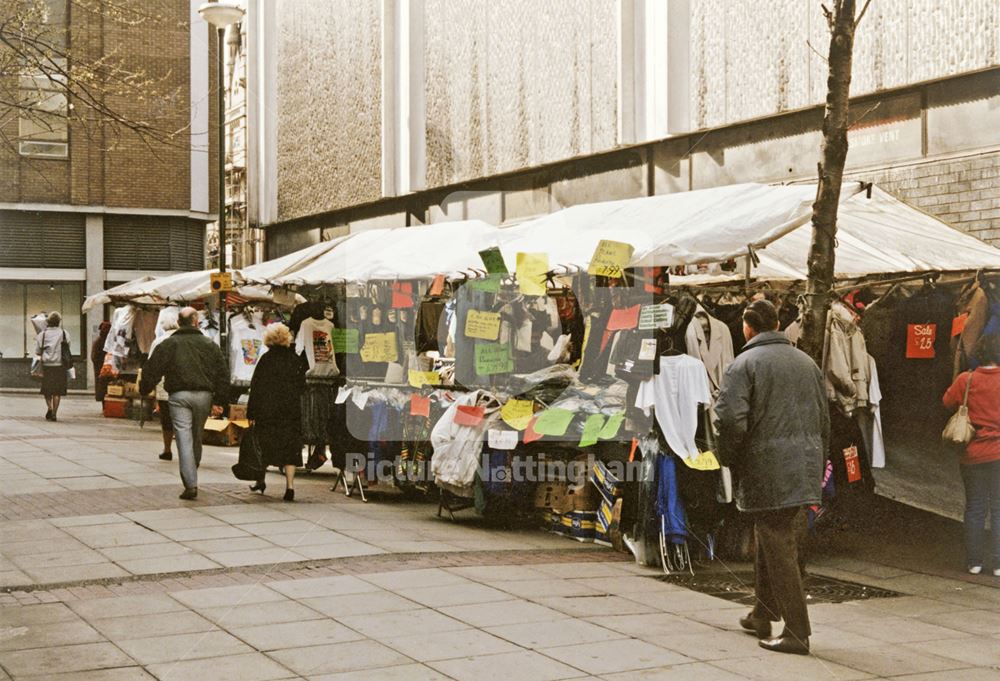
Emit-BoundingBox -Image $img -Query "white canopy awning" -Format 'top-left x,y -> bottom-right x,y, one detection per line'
238,238 -> 346,285
81,276 -> 157,313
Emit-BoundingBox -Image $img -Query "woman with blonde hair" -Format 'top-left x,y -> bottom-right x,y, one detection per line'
246,323 -> 306,501
35,312 -> 71,421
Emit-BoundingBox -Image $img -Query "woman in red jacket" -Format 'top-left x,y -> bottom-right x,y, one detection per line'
943,334 -> 1000,576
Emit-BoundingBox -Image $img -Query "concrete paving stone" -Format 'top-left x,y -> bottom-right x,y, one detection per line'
601,661 -> 752,681
931,585 -> 1000,609
50,514 -> 128,528
235,520 -> 327,537
55,476 -> 130,491
393,623 -> 531,665
621,589 -> 746,614
129,515 -> 230,531
817,642 -> 971,677
90,610 -> 218,640
905,636 -> 1000,668
369,540 -> 464,553
114,553 -> 223,575
804,623 -> 890,652
0,619 -> 104,652
179,536 -> 276,554
64,525 -> 171,549
302,591 -> 425,618
493,579 -> 604,599
0,570 -> 31,587
98,543 -> 194,562
712,653 -> 875,681
146,651 -> 297,681
847,596 -> 968,619
585,613 -> 716,639
444,565 -> 553,582
676,607 -> 750,632
427,649 -> 583,681
832,615 -> 970,644
485,619 -> 626,649
439,600 -> 570,628
267,640 -> 413,676
0,603 -> 78,626
307,662 -> 454,681
156,525 -> 252,542
206,547 -> 307,568
542,638 -> 692,675
0,641 -> 136,677
337,608 -> 469,638
23,562 -> 130,584
396,582 -> 515,608
67,594 -> 188,620
649,630 -> 763,661
115,630 -> 254,665
225,618 -> 364,651
120,508 -> 206,523
293,541 -> 385,560
569,575 -> 669,594
266,530 -> 358,548
8,548 -> 109,570
360,568 -> 472,590
266,574 -> 380,599
2,537 -> 90,557
890,670 -> 1000,681
171,583 -> 289,608
923,608 -> 1000,636
536,594 -> 660,617
200,507 -> 301,524
18,668 -> 157,681
199,599 -> 325,628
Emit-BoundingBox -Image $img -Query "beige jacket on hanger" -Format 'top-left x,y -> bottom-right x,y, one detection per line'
823,300 -> 871,416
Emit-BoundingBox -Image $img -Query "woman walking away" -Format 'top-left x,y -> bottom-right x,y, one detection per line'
146,317 -> 180,461
36,312 -> 70,421
91,321 -> 111,402
247,323 -> 306,501
943,334 -> 1000,577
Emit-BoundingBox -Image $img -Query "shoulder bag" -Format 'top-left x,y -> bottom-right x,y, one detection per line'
942,373 -> 976,446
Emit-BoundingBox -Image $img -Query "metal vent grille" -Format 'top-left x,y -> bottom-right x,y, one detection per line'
104,216 -> 205,271
655,570 -> 901,605
0,210 -> 85,268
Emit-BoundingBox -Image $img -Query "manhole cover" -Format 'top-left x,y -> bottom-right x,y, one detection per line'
654,570 -> 901,604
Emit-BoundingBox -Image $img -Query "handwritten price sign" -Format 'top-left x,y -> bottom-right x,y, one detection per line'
464,310 -> 501,341
587,240 -> 634,278
906,323 -> 936,359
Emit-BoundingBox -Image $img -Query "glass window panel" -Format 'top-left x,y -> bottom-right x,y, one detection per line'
25,283 -> 78,357
0,283 -> 24,358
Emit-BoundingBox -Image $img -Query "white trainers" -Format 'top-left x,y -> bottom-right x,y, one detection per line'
993,568 -> 1000,577
969,565 -> 983,575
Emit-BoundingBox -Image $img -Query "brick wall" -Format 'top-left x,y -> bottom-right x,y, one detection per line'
845,150 -> 1000,246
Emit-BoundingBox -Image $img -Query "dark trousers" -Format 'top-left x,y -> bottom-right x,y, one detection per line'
751,506 -> 811,638
960,460 -> 1000,568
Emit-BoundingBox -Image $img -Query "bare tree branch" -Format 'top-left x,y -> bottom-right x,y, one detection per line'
855,0 -> 874,28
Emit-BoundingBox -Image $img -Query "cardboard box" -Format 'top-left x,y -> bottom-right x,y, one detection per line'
103,397 -> 128,418
123,381 -> 141,398
228,403 -> 247,421
201,418 -> 248,447
559,482 -> 599,513
106,383 -> 124,397
553,510 -> 596,542
533,482 -> 568,510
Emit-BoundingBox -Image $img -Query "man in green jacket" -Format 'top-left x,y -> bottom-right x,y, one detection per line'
139,307 -> 228,499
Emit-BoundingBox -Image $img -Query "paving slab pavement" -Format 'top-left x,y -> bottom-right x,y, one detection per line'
2,394 -> 1000,680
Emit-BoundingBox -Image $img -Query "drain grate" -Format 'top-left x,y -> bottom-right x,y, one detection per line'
654,570 -> 901,605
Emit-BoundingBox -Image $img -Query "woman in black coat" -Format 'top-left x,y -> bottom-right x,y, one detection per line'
247,323 -> 306,501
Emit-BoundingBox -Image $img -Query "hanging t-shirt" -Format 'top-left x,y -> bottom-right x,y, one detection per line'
229,314 -> 267,384
296,317 -> 340,377
635,354 -> 712,460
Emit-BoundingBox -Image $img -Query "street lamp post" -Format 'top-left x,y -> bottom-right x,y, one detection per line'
198,1 -> 244,376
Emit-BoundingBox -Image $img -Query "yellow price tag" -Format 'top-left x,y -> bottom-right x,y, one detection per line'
587,240 -> 634,278
408,370 -> 441,388
464,310 -> 501,341
500,399 -> 534,431
516,252 -> 549,296
682,450 -> 721,471
359,332 -> 397,363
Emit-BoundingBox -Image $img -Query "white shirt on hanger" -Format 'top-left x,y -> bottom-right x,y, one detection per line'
867,354 -> 886,469
295,317 -> 340,377
635,354 -> 712,460
229,313 -> 267,384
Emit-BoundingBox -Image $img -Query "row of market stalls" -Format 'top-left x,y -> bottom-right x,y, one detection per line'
85,181 -> 1000,569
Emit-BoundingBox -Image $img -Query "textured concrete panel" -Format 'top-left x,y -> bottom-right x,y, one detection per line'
424,0 -> 618,186
692,0 -> 1000,128
926,70 -> 1000,155
275,0 -> 381,221
549,165 -> 647,209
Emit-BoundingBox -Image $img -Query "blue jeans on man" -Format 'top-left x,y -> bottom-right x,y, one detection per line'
167,390 -> 213,491
961,459 -> 1000,569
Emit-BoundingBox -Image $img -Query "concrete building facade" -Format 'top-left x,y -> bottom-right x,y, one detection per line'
249,0 -> 1000,260
0,0 -> 219,388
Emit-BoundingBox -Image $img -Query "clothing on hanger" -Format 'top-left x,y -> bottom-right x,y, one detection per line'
635,354 -> 712,460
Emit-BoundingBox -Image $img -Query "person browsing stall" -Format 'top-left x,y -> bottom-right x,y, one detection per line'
714,299 -> 830,656
139,307 -> 228,500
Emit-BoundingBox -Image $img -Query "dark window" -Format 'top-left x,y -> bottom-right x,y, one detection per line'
104,216 -> 205,271
0,211 -> 85,268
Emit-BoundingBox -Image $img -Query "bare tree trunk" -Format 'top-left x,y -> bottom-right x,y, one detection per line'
799,0 -> 860,363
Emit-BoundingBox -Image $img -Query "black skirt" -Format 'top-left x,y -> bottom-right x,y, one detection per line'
41,366 -> 68,396
255,420 -> 303,468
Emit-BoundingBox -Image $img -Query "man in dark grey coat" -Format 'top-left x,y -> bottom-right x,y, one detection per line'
714,299 -> 829,655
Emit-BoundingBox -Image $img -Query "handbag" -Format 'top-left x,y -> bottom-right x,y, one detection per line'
29,357 -> 43,381
942,373 -> 977,446
60,330 -> 72,370
231,425 -> 265,480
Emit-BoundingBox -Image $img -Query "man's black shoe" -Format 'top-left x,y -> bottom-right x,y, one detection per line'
759,634 -> 810,655
179,487 -> 198,500
739,613 -> 772,639
159,452 -> 173,461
